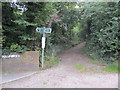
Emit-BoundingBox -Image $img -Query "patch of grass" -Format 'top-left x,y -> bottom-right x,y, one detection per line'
101,62 -> 119,73
91,59 -> 107,66
43,82 -> 47,85
40,56 -> 61,69
74,64 -> 88,72
75,64 -> 84,70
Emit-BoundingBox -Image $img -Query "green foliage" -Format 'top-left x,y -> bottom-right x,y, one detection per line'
10,44 -> 19,52
0,25 -> 3,47
2,2 -> 119,65
2,2 -> 51,53
74,64 -> 84,70
46,44 -> 63,57
91,59 -> 107,66
101,63 -> 119,73
13,20 -> 37,26
19,35 -> 37,41
80,2 -> 119,63
74,64 -> 88,72
10,44 -> 27,52
40,56 -> 61,69
2,48 -> 11,55
45,3 -> 82,54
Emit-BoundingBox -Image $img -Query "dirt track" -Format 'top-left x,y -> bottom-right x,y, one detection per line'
1,43 -> 118,88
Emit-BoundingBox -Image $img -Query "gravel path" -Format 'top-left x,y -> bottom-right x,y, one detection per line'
1,43 -> 118,88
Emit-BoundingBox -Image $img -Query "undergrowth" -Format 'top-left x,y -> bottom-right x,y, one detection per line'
39,56 -> 61,69
101,62 -> 119,73
81,46 -> 119,73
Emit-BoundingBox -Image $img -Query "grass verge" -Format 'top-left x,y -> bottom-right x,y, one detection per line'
74,64 -> 88,72
81,47 -> 119,73
91,59 -> 107,66
101,62 -> 119,73
40,56 -> 61,70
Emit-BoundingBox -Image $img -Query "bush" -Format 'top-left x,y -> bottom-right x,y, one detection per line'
82,2 -> 119,63
2,48 -> 11,55
10,44 -> 27,53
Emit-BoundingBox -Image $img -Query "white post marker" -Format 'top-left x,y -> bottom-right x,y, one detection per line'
41,31 -> 45,68
42,37 -> 45,49
36,27 -> 52,68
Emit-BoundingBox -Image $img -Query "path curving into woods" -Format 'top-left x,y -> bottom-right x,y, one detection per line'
1,43 -> 118,88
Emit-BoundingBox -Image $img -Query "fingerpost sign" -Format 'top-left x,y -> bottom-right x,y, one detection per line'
36,27 -> 52,68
